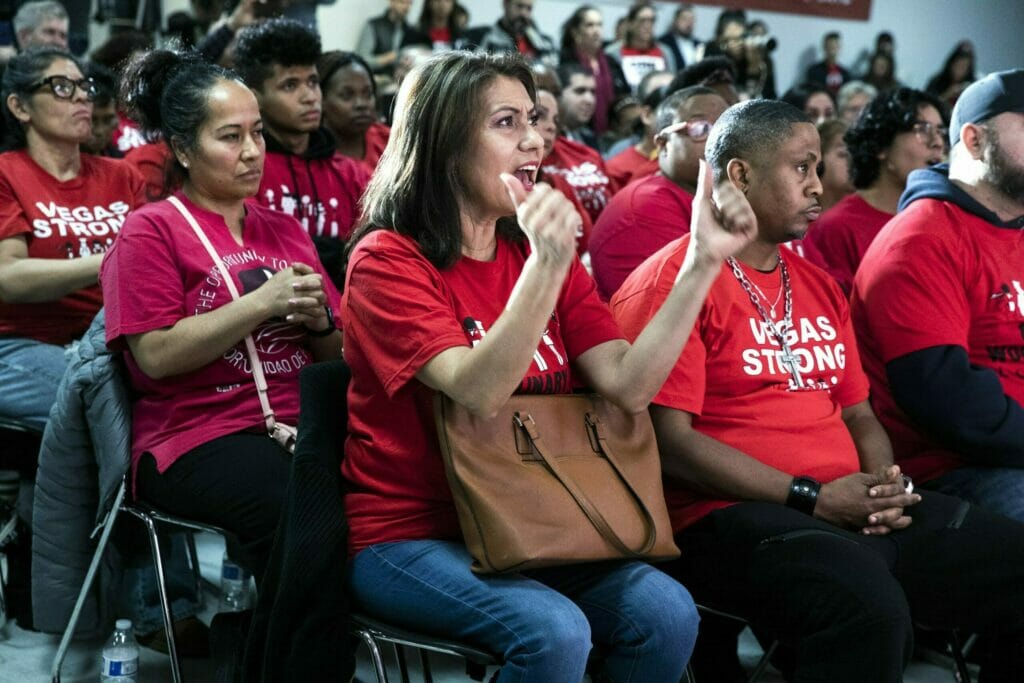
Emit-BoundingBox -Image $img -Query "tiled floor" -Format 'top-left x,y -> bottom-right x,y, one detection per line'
0,533 -> 965,682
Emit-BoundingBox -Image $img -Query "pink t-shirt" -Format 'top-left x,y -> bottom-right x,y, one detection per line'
341,230 -> 623,555
101,193 -> 341,475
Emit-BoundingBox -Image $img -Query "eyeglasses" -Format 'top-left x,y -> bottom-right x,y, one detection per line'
911,120 -> 949,144
658,119 -> 713,141
29,75 -> 98,101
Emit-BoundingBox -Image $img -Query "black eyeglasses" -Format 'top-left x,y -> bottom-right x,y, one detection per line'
29,75 -> 98,101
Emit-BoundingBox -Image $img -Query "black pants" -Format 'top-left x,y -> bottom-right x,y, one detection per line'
661,492 -> 1024,683
136,432 -> 290,584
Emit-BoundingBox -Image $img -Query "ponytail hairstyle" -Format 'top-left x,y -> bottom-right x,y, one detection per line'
1,46 -> 86,150
119,48 -> 239,190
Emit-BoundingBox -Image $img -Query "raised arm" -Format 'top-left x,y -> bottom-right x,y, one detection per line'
575,161 -> 758,413
415,181 -> 579,418
0,235 -> 103,303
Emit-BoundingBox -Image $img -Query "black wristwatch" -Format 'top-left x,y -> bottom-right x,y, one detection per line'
786,476 -> 821,516
305,306 -> 336,337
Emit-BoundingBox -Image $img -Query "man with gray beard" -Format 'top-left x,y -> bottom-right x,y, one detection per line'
853,69 -> 1024,523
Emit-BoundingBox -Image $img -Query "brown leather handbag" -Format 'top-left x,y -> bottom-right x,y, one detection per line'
434,393 -> 680,573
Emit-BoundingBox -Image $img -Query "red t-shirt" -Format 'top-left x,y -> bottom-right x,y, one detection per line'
360,122 -> 390,174
611,236 -> 869,531
802,193 -> 893,295
543,170 -> 594,256
123,142 -> 175,202
427,26 -> 452,49
589,173 -> 693,301
852,198 -> 1024,482
0,151 -> 146,344
605,145 -> 659,191
619,46 -> 667,92
542,137 -> 613,226
101,193 -> 341,477
114,112 -> 147,154
341,230 -> 624,555
257,149 -> 370,240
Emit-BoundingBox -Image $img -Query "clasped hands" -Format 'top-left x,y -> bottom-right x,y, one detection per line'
817,464 -> 922,535
264,261 -> 331,332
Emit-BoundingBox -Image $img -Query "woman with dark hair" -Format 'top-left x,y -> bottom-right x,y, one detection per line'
816,118 -> 854,212
402,0 -> 465,51
558,5 -> 627,136
319,50 -> 390,172
862,50 -> 901,94
781,82 -> 835,124
804,87 -> 947,294
103,49 -> 341,597
604,2 -> 673,93
0,47 -> 146,429
342,50 -> 758,682
926,41 -> 976,108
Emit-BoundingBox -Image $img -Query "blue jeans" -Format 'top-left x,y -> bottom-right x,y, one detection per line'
0,337 -> 68,431
924,466 -> 1024,523
118,533 -> 201,635
349,540 -> 698,682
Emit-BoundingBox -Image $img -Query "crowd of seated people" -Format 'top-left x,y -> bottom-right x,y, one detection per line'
2,1 -> 1024,682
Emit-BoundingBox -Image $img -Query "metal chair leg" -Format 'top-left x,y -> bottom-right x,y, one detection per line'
140,513 -> 183,683
949,629 -> 973,683
359,630 -> 390,683
50,481 -> 126,683
748,639 -> 778,683
396,642 -> 411,683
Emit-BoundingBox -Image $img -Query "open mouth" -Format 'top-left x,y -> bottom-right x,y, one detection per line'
513,164 -> 538,191
926,157 -> 943,166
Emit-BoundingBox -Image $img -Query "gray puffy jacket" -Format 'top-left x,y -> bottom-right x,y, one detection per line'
31,310 -> 131,635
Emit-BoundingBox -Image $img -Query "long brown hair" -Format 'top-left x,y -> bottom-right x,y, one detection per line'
348,51 -> 535,269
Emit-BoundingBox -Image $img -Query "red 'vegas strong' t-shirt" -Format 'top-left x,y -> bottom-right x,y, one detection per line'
341,230 -> 623,555
101,193 -> 341,476
612,236 -> 868,530
0,150 -> 146,344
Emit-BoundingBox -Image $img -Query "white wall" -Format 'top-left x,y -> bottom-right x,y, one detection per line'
316,0 -> 1024,94
95,0 -> 1024,94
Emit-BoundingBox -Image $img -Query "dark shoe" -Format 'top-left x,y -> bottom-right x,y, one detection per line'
139,615 -> 211,658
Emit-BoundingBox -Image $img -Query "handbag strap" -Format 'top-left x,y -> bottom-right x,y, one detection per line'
168,195 -> 278,435
514,410 -> 657,556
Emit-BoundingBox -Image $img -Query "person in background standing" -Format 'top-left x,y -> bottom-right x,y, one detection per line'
558,5 -> 627,137
356,0 -> 412,79
605,2 -> 672,93
658,3 -> 701,73
805,31 -> 852,98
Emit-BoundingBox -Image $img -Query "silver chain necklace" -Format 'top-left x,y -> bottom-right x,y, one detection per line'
727,254 -> 805,388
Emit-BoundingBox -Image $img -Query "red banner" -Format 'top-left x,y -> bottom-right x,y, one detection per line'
690,1 -> 873,21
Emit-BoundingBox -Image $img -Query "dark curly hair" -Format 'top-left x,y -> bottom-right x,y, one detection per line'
232,18 -> 322,90
844,87 -> 947,189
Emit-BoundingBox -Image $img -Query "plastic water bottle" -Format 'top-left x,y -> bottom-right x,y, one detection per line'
219,552 -> 251,612
100,619 -> 139,682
